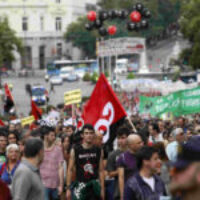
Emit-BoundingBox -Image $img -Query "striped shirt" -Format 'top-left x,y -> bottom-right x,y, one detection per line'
40,145 -> 64,188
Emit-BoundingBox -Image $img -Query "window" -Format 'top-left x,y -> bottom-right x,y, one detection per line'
39,45 -> 45,69
55,17 -> 62,31
57,43 -> 62,57
22,17 -> 28,31
40,16 -> 44,31
85,3 -> 96,11
21,46 -> 32,68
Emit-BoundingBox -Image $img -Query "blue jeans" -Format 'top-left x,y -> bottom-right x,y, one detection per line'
105,179 -> 115,200
44,188 -> 59,200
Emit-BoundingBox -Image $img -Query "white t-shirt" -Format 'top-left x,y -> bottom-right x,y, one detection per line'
149,134 -> 164,143
142,176 -> 155,191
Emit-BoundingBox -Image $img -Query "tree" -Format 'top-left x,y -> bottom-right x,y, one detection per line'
179,0 -> 200,69
0,18 -> 23,68
64,0 -> 180,57
64,17 -> 97,58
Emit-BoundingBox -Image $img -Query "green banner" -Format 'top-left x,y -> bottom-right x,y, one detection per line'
139,86 -> 200,117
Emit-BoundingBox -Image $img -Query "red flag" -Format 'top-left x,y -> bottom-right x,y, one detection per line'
4,83 -> 14,113
4,83 -> 14,102
82,73 -> 127,143
31,100 -> 42,120
0,119 -> 5,126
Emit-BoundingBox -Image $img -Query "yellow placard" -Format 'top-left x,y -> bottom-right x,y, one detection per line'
64,89 -> 82,105
21,115 -> 35,127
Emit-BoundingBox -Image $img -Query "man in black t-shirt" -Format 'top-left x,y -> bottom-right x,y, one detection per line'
66,124 -> 104,200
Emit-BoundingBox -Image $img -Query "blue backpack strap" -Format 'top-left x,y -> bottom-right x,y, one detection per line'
0,162 -> 6,176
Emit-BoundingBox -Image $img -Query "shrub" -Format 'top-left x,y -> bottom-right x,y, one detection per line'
91,72 -> 99,84
83,72 -> 91,81
127,72 -> 135,79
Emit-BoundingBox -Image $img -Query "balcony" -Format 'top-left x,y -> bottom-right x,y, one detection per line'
17,31 -> 64,39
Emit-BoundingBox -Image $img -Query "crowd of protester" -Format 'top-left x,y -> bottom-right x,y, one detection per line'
1,108 -> 200,200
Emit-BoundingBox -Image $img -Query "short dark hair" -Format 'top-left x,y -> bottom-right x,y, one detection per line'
116,127 -> 130,137
30,129 -> 42,138
136,146 -> 158,170
151,123 -> 159,133
66,125 -> 76,131
0,131 -> 7,138
82,124 -> 94,133
8,131 -> 19,142
40,126 -> 55,139
0,127 -> 8,136
24,138 -> 44,158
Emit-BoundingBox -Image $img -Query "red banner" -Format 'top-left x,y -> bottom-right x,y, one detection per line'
31,100 -> 42,120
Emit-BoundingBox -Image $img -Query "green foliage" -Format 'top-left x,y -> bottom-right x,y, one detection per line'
179,0 -> 200,69
172,68 -> 180,81
0,18 -> 23,67
127,72 -> 135,79
83,72 -> 91,81
91,72 -> 99,84
64,17 -> 97,58
104,71 -> 109,77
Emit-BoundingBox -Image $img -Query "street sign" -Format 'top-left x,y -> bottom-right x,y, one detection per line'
21,115 -> 35,127
97,37 -> 146,57
64,89 -> 82,105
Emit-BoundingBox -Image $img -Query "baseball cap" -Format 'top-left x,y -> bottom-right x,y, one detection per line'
172,136 -> 200,169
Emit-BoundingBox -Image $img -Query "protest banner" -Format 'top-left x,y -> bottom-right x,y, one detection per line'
64,89 -> 82,106
21,115 -> 35,126
139,86 -> 200,117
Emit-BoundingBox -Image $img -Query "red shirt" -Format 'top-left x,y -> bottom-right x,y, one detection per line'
0,179 -> 12,200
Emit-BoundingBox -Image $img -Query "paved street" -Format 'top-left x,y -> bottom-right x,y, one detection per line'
1,77 -> 94,116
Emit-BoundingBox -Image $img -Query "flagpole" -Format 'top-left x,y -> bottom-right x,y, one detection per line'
126,116 -> 137,133
72,104 -> 76,126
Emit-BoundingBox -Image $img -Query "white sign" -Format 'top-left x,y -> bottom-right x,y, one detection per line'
97,37 -> 146,57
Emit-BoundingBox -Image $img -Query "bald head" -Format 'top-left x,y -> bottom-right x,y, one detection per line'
127,134 -> 141,144
127,134 -> 144,153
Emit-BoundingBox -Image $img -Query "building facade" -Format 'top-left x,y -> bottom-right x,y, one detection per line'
0,0 -> 98,70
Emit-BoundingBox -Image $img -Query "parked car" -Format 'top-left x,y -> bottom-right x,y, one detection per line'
75,67 -> 88,79
60,67 -> 74,80
66,73 -> 79,82
50,76 -> 63,85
